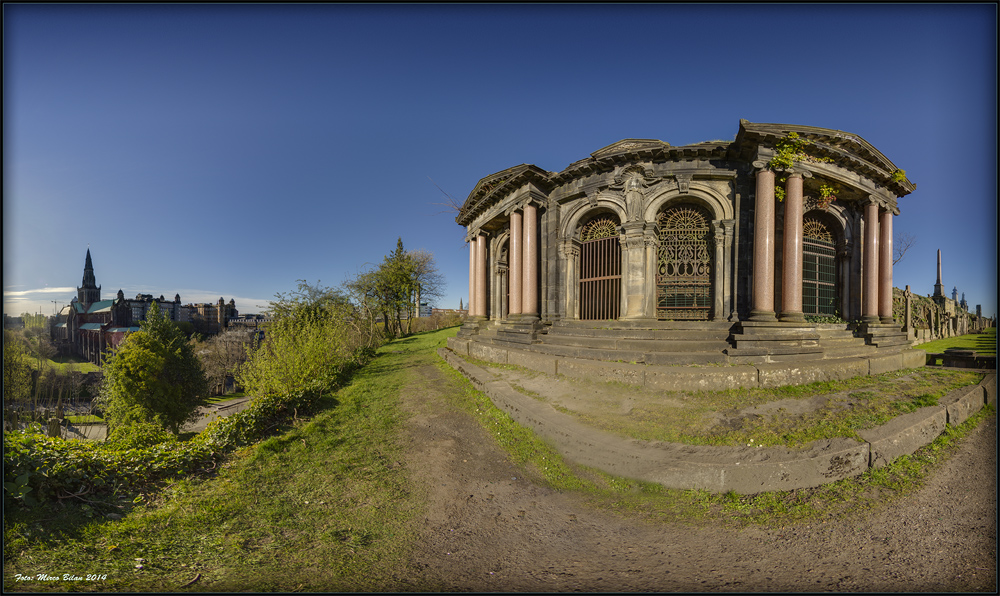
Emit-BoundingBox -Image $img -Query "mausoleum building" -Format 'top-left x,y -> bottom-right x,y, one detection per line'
450,120 -> 923,378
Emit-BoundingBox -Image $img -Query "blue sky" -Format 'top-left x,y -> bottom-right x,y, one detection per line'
4,4 -> 996,319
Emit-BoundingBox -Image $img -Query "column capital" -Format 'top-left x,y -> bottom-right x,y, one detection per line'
515,197 -> 546,212
860,195 -> 888,210
559,238 -> 580,259
782,168 -> 813,179
465,229 -> 489,244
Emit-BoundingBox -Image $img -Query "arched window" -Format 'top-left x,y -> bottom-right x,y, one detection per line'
656,205 -> 712,320
579,217 -> 621,320
803,217 -> 837,316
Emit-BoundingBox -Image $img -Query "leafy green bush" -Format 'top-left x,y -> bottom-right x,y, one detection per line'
4,282 -> 382,511
98,302 -> 208,435
3,430 -> 219,509
106,421 -> 177,450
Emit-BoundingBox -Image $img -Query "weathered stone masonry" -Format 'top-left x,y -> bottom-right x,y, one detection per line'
452,120 -> 923,374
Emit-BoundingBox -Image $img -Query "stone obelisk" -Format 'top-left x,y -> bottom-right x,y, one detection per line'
933,249 -> 945,298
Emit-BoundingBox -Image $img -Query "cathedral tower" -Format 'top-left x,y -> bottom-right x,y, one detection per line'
77,248 -> 102,306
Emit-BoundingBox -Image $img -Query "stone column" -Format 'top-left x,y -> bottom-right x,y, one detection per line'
645,230 -> 660,319
712,221 -> 727,321
751,167 -> 777,321
780,173 -> 805,322
837,240 -> 851,320
878,209 -> 894,324
622,222 -> 647,320
522,203 -> 539,317
475,234 -> 487,318
904,285 -> 913,333
468,240 -> 475,317
560,239 -> 580,319
862,198 -> 880,324
720,220 -> 736,321
509,211 -> 523,316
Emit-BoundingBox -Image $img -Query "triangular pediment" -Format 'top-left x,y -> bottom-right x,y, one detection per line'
591,139 -> 669,159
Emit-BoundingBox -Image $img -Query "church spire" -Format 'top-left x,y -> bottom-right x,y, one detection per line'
77,248 -> 101,306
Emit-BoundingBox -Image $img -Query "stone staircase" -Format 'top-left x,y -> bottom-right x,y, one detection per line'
461,317 -> 911,367
529,320 -> 733,365
857,322 -> 912,351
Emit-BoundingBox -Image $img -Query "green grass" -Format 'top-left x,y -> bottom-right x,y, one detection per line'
438,339 -> 995,527
5,326 -> 994,592
918,328 -> 996,356
469,354 -> 982,448
29,355 -> 101,375
65,415 -> 103,424
203,392 -> 246,405
3,334 -> 438,592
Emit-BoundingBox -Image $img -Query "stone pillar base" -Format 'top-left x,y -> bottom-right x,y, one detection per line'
726,320 -> 822,362
858,322 -> 910,350
749,310 -> 778,322
495,316 -> 542,345
456,316 -> 488,338
780,311 -> 806,323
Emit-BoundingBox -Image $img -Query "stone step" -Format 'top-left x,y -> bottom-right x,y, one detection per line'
546,325 -> 732,342
539,334 -> 731,353
821,345 -> 878,359
557,320 -> 735,332
530,342 -> 727,365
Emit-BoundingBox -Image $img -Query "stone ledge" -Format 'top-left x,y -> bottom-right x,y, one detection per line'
943,384 -> 986,427
857,407 -> 947,468
439,347 -> 994,494
457,336 -> 930,392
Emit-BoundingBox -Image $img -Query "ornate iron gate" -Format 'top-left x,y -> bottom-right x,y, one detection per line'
579,217 -> 621,320
802,217 -> 837,316
656,205 -> 712,320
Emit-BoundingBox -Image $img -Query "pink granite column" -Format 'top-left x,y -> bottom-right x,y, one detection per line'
475,234 -> 487,318
751,168 -> 777,321
878,209 -> 894,324
468,240 -> 475,317
862,199 -> 880,323
509,210 -> 523,316
522,203 -> 538,317
780,173 -> 805,322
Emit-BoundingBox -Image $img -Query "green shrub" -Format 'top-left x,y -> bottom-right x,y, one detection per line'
106,421 -> 177,450
3,430 -> 219,509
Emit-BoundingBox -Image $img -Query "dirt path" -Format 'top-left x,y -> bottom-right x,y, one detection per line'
397,358 -> 996,592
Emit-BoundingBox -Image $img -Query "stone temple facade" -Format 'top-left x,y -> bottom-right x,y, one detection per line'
450,120 -> 923,378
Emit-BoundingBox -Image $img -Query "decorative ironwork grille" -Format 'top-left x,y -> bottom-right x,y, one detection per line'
656,206 -> 712,320
579,217 -> 621,320
803,217 -> 837,315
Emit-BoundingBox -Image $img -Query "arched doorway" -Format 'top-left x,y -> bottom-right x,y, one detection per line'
656,205 -> 712,320
802,217 -> 837,316
578,216 -> 621,320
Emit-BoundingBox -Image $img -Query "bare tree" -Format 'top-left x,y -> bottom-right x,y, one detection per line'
894,232 -> 917,265
428,176 -> 464,215
198,328 -> 253,396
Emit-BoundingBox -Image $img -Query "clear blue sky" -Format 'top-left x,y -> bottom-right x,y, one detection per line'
4,4 -> 996,319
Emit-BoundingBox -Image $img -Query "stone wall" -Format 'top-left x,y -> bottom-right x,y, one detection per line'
893,287 -> 992,345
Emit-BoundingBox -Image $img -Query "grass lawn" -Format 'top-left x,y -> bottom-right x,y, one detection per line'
918,327 -> 996,356
4,326 -> 995,592
204,392 -> 246,405
29,355 -> 101,375
65,414 -> 104,424
3,331 -> 437,592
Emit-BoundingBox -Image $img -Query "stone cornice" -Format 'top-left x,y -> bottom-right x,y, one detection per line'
456,164 -> 555,227
736,120 -> 915,198
458,122 -> 913,227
